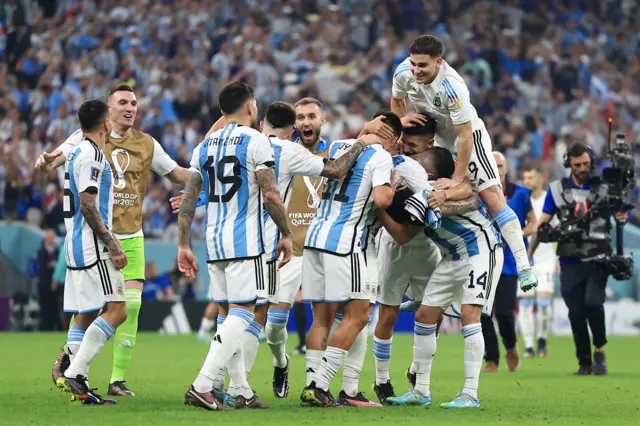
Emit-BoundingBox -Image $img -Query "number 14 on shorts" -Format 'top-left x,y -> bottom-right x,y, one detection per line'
468,270 -> 488,300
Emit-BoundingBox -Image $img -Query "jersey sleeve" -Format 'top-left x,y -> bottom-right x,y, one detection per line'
371,150 -> 393,188
58,129 -> 83,159
286,142 -> 325,178
395,157 -> 433,193
442,77 -> 472,126
151,138 -> 178,176
76,153 -> 104,194
386,188 -> 414,224
189,143 -> 203,179
250,133 -> 276,172
391,62 -> 411,99
542,188 -> 556,215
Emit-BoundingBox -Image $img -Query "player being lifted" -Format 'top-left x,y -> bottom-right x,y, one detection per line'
57,100 -> 126,405
42,84 -> 191,397
380,147 -> 504,409
391,35 -> 536,291
299,113 -> 395,407
178,83 -> 292,410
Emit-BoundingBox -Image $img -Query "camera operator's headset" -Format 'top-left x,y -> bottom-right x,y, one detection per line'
563,143 -> 596,173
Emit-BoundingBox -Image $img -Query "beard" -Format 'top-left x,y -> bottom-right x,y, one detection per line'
300,127 -> 321,147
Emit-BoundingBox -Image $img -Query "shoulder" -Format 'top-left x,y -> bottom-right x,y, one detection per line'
63,129 -> 83,144
370,146 -> 392,161
393,57 -> 412,79
131,129 -> 154,143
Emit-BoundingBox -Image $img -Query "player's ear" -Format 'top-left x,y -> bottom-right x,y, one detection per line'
259,120 -> 264,132
287,127 -> 295,139
436,57 -> 443,66
321,114 -> 326,126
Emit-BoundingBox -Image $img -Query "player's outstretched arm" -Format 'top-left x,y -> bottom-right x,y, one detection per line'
177,171 -> 202,279
440,197 -> 481,217
205,116 -> 227,138
321,135 -> 381,179
257,168 -> 293,267
390,96 -> 407,118
35,149 -> 66,172
79,192 -> 127,269
165,165 -> 192,185
428,178 -> 473,208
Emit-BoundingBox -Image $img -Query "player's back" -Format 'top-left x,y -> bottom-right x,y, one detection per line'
306,140 -> 392,255
63,137 -> 114,269
192,123 -> 275,262
263,136 -> 325,261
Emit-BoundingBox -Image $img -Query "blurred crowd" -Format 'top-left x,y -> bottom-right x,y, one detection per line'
1,0 -> 640,233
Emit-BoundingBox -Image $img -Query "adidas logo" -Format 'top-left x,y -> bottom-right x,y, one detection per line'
476,293 -> 484,299
305,368 -> 315,374
119,340 -> 133,348
213,334 -> 222,344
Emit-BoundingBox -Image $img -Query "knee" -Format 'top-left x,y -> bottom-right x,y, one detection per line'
519,297 -> 534,311
377,306 -> 399,329
114,304 -> 128,326
415,305 -> 440,324
536,296 -> 552,310
344,310 -> 370,331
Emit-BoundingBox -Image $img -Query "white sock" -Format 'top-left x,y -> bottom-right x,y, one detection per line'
266,309 -> 289,368
306,349 -> 324,385
373,335 -> 392,385
314,346 -> 347,391
227,348 -> 253,398
537,297 -> 552,340
65,317 -> 115,379
199,317 -> 215,336
343,324 -> 368,396
193,308 -> 254,393
495,207 -> 529,272
243,321 -> 262,375
66,325 -> 86,363
519,300 -> 535,349
413,321 -> 437,397
461,323 -> 484,400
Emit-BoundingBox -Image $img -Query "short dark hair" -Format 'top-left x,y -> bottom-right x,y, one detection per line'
409,35 -> 444,57
265,102 -> 296,129
372,110 -> 403,137
567,142 -> 591,159
420,147 -> 455,179
295,97 -> 323,110
522,160 -> 542,173
218,82 -> 255,115
108,83 -> 134,98
402,113 -> 437,136
78,99 -> 109,132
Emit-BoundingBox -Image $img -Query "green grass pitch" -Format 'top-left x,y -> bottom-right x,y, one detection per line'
1,333 -> 639,425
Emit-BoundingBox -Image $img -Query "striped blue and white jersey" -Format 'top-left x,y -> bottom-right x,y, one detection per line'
63,137 -> 114,269
263,136 -> 325,261
405,190 -> 501,260
392,58 -> 485,151
362,154 -> 433,250
190,123 -> 275,262
305,140 -> 393,255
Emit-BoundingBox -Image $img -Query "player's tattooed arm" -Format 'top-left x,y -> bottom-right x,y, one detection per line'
256,168 -> 291,237
178,171 -> 203,247
321,135 -> 381,179
79,192 -> 123,255
440,197 -> 481,217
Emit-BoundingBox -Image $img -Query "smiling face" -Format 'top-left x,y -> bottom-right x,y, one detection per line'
409,53 -> 442,84
108,89 -> 138,131
295,102 -> 325,149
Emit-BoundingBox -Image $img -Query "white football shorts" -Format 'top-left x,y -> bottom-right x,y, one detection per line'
208,255 -> 267,304
302,250 -> 371,303
64,259 -> 125,314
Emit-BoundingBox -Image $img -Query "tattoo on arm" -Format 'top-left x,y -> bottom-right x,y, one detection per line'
321,139 -> 366,179
440,197 -> 481,216
256,168 -> 291,237
167,166 -> 191,185
79,192 -> 121,253
178,172 -> 203,246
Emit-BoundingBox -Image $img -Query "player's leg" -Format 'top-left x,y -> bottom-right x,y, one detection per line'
534,263 -> 556,357
292,293 -> 307,355
63,261 -> 127,405
558,264 -> 592,374
302,252 -> 368,407
197,301 -> 218,342
470,128 -> 535,287
109,237 -> 144,396
372,237 -> 409,402
442,247 -> 504,409
187,261 -> 258,410
517,278 -> 536,357
584,264 -> 608,375
495,275 -> 519,371
53,269 -> 84,385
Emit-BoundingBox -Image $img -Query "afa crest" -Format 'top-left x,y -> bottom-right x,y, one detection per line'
433,95 -> 442,108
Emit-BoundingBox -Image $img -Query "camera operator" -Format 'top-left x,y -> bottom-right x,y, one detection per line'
528,142 -> 628,376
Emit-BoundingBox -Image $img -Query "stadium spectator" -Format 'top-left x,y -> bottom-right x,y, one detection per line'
37,229 -> 61,331
142,261 -> 174,302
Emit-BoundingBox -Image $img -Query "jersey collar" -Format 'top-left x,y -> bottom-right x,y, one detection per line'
294,135 -> 330,153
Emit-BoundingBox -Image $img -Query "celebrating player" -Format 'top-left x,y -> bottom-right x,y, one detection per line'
57,100 -> 126,405
42,84 -> 192,396
390,34 -> 536,291
178,83 -> 292,410
381,147 -> 504,409
520,164 -> 557,357
300,115 -> 395,408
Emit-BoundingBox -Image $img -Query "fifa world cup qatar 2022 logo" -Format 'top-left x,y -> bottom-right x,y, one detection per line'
112,149 -> 130,189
